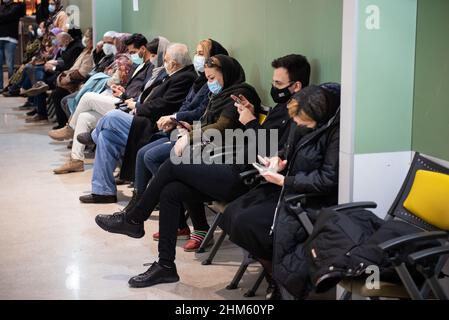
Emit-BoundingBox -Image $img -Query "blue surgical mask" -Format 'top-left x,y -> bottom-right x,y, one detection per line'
193,55 -> 206,73
208,80 -> 223,95
131,53 -> 144,65
48,4 -> 56,13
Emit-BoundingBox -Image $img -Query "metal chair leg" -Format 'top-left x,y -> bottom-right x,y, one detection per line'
197,210 -> 222,254
244,270 -> 266,298
340,290 -> 352,300
227,259 -> 251,290
202,230 -> 227,266
427,276 -> 449,300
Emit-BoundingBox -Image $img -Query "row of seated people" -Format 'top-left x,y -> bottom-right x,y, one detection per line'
8,31 -> 340,300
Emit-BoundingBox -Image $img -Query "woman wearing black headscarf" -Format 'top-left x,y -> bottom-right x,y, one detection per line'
119,39 -> 229,184
95,54 -> 261,288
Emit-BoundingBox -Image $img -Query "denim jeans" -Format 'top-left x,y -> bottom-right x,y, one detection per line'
91,110 -> 134,196
134,136 -> 175,196
0,40 -> 17,89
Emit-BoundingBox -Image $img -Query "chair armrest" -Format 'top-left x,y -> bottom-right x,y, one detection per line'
285,193 -> 326,205
379,231 -> 448,266
330,202 -> 378,212
238,169 -> 261,187
408,245 -> 449,265
379,231 -> 448,252
239,169 -> 259,181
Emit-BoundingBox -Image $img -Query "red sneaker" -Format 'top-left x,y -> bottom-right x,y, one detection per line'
153,227 -> 191,241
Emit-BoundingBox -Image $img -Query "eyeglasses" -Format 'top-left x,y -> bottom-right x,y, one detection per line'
272,80 -> 295,88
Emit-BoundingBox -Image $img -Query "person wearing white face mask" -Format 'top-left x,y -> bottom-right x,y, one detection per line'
93,31 -> 118,64
0,0 -> 26,93
49,35 -> 160,175
78,42 -> 197,204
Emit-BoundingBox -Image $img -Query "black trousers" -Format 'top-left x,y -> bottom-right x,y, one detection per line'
127,160 -> 248,263
52,87 -> 71,127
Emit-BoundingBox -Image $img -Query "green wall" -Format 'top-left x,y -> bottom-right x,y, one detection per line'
121,0 -> 342,104
62,0 -> 92,31
355,0 -> 417,154
413,0 -> 449,161
94,0 -> 122,42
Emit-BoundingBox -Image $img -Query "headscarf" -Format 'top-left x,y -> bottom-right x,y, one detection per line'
201,55 -> 261,125
50,27 -> 62,36
210,39 -> 229,57
156,36 -> 170,68
215,54 -> 246,89
115,33 -> 131,54
192,39 -> 229,94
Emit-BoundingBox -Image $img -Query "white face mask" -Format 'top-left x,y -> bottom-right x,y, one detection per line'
37,28 -> 44,38
82,37 -> 88,48
193,55 -> 206,73
103,43 -> 117,56
164,61 -> 172,75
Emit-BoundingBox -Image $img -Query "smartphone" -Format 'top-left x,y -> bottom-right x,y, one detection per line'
252,162 -> 269,174
258,155 -> 270,167
170,117 -> 191,131
231,95 -> 243,105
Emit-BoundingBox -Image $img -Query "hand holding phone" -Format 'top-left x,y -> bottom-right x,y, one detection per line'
171,117 -> 191,132
231,94 -> 243,105
258,155 -> 270,167
252,162 -> 270,174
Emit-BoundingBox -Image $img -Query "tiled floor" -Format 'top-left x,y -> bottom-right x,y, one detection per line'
0,95 -> 265,300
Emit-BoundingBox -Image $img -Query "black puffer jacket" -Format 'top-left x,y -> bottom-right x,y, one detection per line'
305,208 -> 440,294
272,108 -> 340,299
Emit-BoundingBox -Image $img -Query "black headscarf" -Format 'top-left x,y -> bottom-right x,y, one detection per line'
192,39 -> 229,93
216,54 -> 246,89
210,39 -> 229,57
201,55 -> 260,125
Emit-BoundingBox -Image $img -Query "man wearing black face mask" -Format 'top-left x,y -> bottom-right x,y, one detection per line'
236,54 -> 311,158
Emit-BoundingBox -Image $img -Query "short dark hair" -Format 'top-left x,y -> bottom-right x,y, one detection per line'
272,54 -> 311,87
124,33 -> 148,49
146,38 -> 159,55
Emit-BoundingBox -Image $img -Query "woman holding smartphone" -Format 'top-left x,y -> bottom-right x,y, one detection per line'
95,54 -> 262,288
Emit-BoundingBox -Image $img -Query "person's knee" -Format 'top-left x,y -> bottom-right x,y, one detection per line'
160,182 -> 185,204
143,150 -> 159,167
77,113 -> 95,131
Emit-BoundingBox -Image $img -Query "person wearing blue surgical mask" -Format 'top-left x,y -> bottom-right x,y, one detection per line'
125,33 -> 153,66
48,0 -> 57,14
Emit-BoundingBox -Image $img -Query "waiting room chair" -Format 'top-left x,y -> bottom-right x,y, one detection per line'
287,153 -> 449,300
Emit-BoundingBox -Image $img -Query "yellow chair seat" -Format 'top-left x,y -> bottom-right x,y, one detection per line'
403,170 -> 449,231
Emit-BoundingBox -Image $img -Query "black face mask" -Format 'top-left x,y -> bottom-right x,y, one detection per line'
271,83 -> 294,104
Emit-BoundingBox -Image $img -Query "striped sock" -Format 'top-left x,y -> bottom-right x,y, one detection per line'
190,230 -> 208,243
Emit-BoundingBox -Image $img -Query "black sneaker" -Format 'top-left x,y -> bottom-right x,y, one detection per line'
128,262 -> 180,288
26,109 -> 37,117
95,211 -> 145,239
18,101 -> 35,110
79,194 -> 117,204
